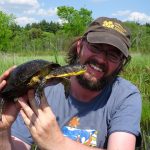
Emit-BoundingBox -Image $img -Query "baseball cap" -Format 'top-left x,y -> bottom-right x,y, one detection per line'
84,17 -> 131,57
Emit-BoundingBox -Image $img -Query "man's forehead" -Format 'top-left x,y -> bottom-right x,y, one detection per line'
89,42 -> 117,49
87,42 -> 123,53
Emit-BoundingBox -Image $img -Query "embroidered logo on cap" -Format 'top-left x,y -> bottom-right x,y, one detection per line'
102,20 -> 127,36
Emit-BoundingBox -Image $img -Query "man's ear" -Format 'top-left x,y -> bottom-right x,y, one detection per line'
77,40 -> 82,54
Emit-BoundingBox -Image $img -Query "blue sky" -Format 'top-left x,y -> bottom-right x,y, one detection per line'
0,0 -> 149,26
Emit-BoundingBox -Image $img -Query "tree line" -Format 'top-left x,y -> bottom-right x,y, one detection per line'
0,6 -> 150,54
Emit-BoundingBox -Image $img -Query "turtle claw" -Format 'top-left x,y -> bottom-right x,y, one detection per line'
0,98 -> 5,121
60,77 -> 71,98
35,78 -> 46,99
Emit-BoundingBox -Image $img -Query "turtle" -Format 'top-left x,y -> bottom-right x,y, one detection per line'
0,59 -> 86,120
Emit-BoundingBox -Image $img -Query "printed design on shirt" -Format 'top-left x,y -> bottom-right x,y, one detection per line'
68,116 -> 80,127
62,116 -> 98,147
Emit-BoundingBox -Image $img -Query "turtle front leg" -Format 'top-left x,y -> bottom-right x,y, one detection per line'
28,75 -> 41,87
35,77 -> 47,99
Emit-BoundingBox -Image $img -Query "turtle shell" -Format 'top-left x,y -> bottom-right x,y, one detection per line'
1,59 -> 60,100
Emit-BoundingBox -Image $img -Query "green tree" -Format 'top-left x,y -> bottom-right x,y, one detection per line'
31,22 -> 40,29
25,23 -> 31,30
28,28 -> 43,39
48,21 -> 61,34
39,20 -> 61,33
39,19 -> 49,32
10,23 -> 23,39
0,11 -> 14,52
57,6 -> 93,36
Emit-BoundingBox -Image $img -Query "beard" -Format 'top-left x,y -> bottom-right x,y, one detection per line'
76,59 -> 120,91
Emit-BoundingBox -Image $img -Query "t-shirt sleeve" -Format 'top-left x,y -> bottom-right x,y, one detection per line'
108,83 -> 142,146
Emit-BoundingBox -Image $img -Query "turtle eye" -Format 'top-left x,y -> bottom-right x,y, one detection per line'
48,63 -> 61,70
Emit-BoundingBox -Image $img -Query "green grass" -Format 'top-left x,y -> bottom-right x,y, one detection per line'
0,52 -> 66,74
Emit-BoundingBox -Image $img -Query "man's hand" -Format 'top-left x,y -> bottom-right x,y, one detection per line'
18,89 -> 65,150
0,66 -> 21,131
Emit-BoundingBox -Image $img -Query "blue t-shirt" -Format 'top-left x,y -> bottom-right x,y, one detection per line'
11,77 -> 142,148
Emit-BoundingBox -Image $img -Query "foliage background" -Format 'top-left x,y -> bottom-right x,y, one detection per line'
0,6 -> 150,54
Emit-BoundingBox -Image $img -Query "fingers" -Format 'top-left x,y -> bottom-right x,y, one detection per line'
18,89 -> 57,140
27,89 -> 54,119
0,80 -> 6,91
20,109 -> 36,132
0,66 -> 16,82
27,90 -> 39,116
20,89 -> 46,116
18,97 -> 34,118
39,91 -> 55,119
18,97 -> 40,125
28,90 -> 50,114
18,89 -> 53,124
0,66 -> 16,90
18,92 -> 45,134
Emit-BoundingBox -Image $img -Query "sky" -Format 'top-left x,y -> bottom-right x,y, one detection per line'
0,0 -> 150,26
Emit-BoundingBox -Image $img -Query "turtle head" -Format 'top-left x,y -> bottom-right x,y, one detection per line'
60,64 -> 86,77
46,64 -> 86,79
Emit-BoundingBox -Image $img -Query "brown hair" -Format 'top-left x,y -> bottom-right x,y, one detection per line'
66,36 -> 82,65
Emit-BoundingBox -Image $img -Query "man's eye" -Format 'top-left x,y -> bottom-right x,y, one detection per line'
109,53 -> 119,59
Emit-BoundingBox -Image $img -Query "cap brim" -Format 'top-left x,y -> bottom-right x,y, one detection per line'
87,32 -> 129,57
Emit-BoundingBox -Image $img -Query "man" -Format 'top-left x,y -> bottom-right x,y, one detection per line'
0,17 -> 141,150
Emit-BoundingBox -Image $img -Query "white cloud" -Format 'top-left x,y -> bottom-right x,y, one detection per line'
112,10 -> 150,24
128,12 -> 150,24
47,8 -> 57,16
0,1 -> 5,5
0,0 -> 40,8
112,10 -> 131,16
23,9 -> 36,15
25,7 -> 57,16
15,16 -> 38,26
0,0 -> 58,26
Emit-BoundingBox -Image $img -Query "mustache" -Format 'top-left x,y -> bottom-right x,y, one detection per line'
84,59 -> 108,73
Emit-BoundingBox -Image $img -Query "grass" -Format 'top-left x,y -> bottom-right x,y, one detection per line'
0,52 -> 150,149
0,52 -> 66,74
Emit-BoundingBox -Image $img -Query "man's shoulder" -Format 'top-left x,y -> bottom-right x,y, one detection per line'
107,77 -> 141,118
108,77 -> 141,106
113,77 -> 140,93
